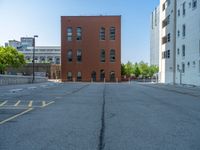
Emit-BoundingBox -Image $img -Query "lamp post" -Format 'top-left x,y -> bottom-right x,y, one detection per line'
32,35 -> 38,83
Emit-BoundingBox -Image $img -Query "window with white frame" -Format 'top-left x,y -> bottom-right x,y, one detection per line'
110,49 -> 115,62
67,72 -> 72,81
100,49 -> 105,63
77,49 -> 82,62
67,49 -> 72,62
67,27 -> 72,41
110,27 -> 116,40
99,27 -> 105,40
76,27 -> 82,41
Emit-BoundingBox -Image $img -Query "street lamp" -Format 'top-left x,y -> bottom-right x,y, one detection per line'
32,35 -> 38,83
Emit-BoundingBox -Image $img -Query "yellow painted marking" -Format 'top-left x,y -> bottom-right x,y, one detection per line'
0,101 -> 8,107
14,100 -> 21,106
28,101 -> 33,107
0,108 -> 33,125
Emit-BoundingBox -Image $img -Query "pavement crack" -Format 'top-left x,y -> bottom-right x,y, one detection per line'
98,84 -> 106,150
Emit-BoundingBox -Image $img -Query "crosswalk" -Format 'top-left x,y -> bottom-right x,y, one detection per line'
0,100 -> 54,109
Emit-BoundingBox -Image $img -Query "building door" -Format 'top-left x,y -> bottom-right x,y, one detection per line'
91,71 -> 96,81
100,70 -> 105,81
110,71 -> 115,82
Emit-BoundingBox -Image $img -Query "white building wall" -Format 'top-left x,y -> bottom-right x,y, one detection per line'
175,0 -> 200,86
159,0 -> 176,84
150,6 -> 160,66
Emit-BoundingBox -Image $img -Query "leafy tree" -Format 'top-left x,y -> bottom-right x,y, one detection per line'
133,63 -> 140,78
149,65 -> 159,77
139,61 -> 149,78
125,61 -> 134,77
0,46 -> 26,74
121,64 -> 126,76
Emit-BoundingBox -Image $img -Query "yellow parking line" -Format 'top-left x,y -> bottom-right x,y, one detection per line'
28,101 -> 33,107
14,100 -> 21,106
0,108 -> 33,125
0,101 -> 8,107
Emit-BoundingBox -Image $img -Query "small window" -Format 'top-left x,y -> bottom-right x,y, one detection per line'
192,0 -> 197,9
177,30 -> 180,37
77,49 -> 82,62
76,27 -> 82,40
162,36 -> 167,44
100,49 -> 105,62
77,72 -> 82,81
182,63 -> 185,73
167,33 -> 171,42
183,2 -> 186,16
110,27 -> 115,40
182,24 -> 186,37
177,64 -> 180,71
178,9 -> 180,16
177,48 -> 180,55
67,49 -> 72,62
99,27 -> 105,40
67,27 -> 72,41
182,45 -> 185,57
110,49 -> 115,62
67,72 -> 72,81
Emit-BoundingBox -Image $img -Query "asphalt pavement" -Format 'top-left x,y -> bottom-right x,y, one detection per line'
0,81 -> 200,150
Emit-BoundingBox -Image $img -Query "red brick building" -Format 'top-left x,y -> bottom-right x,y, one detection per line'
61,16 -> 121,82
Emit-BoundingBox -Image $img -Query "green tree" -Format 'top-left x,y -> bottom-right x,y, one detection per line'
139,61 -> 149,78
149,65 -> 159,77
0,46 -> 26,74
133,63 -> 141,78
125,61 -> 134,77
121,63 -> 126,76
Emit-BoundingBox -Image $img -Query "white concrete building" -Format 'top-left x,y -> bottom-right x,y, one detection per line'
159,0 -> 176,84
23,46 -> 61,64
6,37 -> 61,64
175,0 -> 200,85
150,5 -> 160,66
152,0 -> 200,86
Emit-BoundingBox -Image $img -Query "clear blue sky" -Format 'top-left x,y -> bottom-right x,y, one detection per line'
0,0 -> 159,63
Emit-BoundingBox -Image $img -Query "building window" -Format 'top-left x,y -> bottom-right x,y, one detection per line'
162,35 -> 167,44
183,2 -> 186,16
177,64 -> 180,71
177,48 -> 180,55
67,27 -> 72,41
99,27 -> 105,40
110,27 -> 115,40
100,49 -> 105,62
162,50 -> 170,59
177,30 -> 180,37
67,49 -> 72,62
192,0 -> 197,9
167,33 -> 171,42
100,70 -> 105,81
110,71 -> 115,82
182,24 -> 186,37
182,63 -> 185,73
67,72 -> 72,81
110,49 -> 115,62
199,60 -> 200,73
76,27 -> 82,40
77,72 -> 82,81
77,49 -> 82,62
182,45 -> 185,57
56,57 -> 60,64
178,9 -> 180,16
162,15 -> 170,28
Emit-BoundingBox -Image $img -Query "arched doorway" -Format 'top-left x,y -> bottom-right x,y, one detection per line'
100,70 -> 105,81
110,71 -> 115,82
91,71 -> 96,82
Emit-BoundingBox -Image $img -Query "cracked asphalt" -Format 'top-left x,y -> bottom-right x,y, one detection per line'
0,82 -> 200,150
